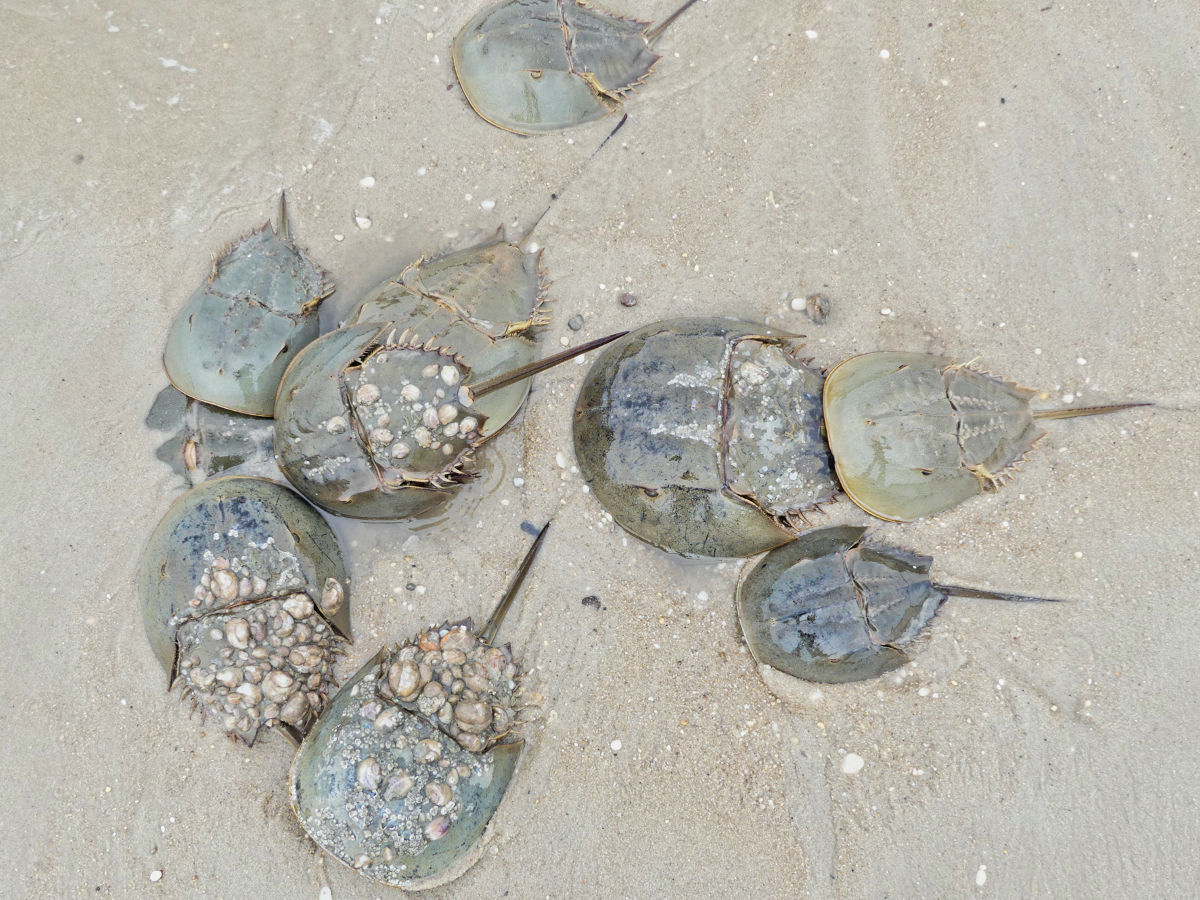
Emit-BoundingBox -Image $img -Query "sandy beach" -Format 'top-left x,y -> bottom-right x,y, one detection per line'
3,1 -> 1199,897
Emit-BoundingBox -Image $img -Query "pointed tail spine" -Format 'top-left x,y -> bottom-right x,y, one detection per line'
646,0 -> 703,44
1032,401 -> 1152,421
481,521 -> 552,644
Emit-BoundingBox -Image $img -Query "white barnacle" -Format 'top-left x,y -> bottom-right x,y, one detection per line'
371,428 -> 394,445
440,366 -> 461,386
357,757 -> 382,791
212,569 -> 239,602
326,416 -> 348,434
391,441 -> 411,459
443,422 -> 459,437
421,363 -> 440,379
437,404 -> 458,425
400,383 -> 422,402
225,617 -> 251,649
458,416 -> 478,434
355,383 -> 381,405
414,427 -> 433,448
320,578 -> 344,614
423,407 -> 440,429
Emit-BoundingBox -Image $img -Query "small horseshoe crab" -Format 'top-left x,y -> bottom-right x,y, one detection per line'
823,352 -> 1151,522
347,230 -> 552,439
139,476 -> 351,745
146,386 -> 276,487
290,523 -> 549,889
574,318 -> 837,558
275,324 -> 625,520
737,525 -> 1060,684
163,193 -> 333,417
453,0 -> 702,134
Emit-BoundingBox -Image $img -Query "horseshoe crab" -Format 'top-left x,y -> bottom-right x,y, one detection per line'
453,0 -> 702,135
737,525 -> 1059,684
275,324 -> 625,520
163,193 -> 333,417
290,522 -> 549,889
823,352 -> 1151,522
147,386 -> 276,486
348,230 -> 551,438
138,475 -> 351,744
574,318 -> 836,558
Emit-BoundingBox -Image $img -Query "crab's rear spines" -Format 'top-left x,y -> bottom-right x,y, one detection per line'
378,621 -> 526,753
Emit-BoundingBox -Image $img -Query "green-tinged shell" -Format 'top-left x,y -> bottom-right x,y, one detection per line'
573,318 -> 837,558
274,324 -> 488,520
350,233 -> 549,438
453,0 -> 661,135
737,526 -> 944,684
824,352 -> 1043,522
290,648 -> 522,890
163,203 -> 333,417
138,476 -> 351,744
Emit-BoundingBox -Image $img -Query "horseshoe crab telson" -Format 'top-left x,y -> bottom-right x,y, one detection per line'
574,318 -> 837,558
348,230 -> 551,439
737,525 -> 1061,684
138,476 -> 351,745
274,325 -> 626,520
453,0 -> 703,135
163,193 -> 334,417
289,522 -> 550,890
823,352 -> 1152,522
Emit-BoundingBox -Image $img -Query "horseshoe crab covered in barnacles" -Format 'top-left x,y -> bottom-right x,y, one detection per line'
348,230 -> 552,439
453,0 -> 703,135
163,193 -> 333,417
290,523 -> 549,889
823,352 -> 1151,522
275,322 -> 626,520
574,318 -> 837,558
737,525 -> 1061,684
139,476 -> 351,745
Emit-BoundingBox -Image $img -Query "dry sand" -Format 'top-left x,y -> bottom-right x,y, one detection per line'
3,1 -> 1199,897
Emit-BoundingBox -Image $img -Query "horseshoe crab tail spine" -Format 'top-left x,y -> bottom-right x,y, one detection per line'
276,190 -> 290,241
646,0 -> 703,43
1032,401 -> 1153,420
517,114 -> 629,251
481,521 -> 551,645
932,583 -> 1065,603
468,332 -> 629,399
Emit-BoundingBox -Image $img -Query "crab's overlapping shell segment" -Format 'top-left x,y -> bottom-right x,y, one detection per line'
290,651 -> 522,889
738,526 -> 907,683
138,476 -> 351,677
350,235 -> 548,437
574,318 -> 803,558
724,340 -> 837,519
164,225 -> 332,417
849,545 -> 944,647
273,324 -> 481,521
560,1 -> 659,97
453,0 -> 611,134
825,352 -> 1047,521
944,365 -> 1044,473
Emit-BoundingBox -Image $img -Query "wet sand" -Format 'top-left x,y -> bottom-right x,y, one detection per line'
3,1 -> 1199,897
